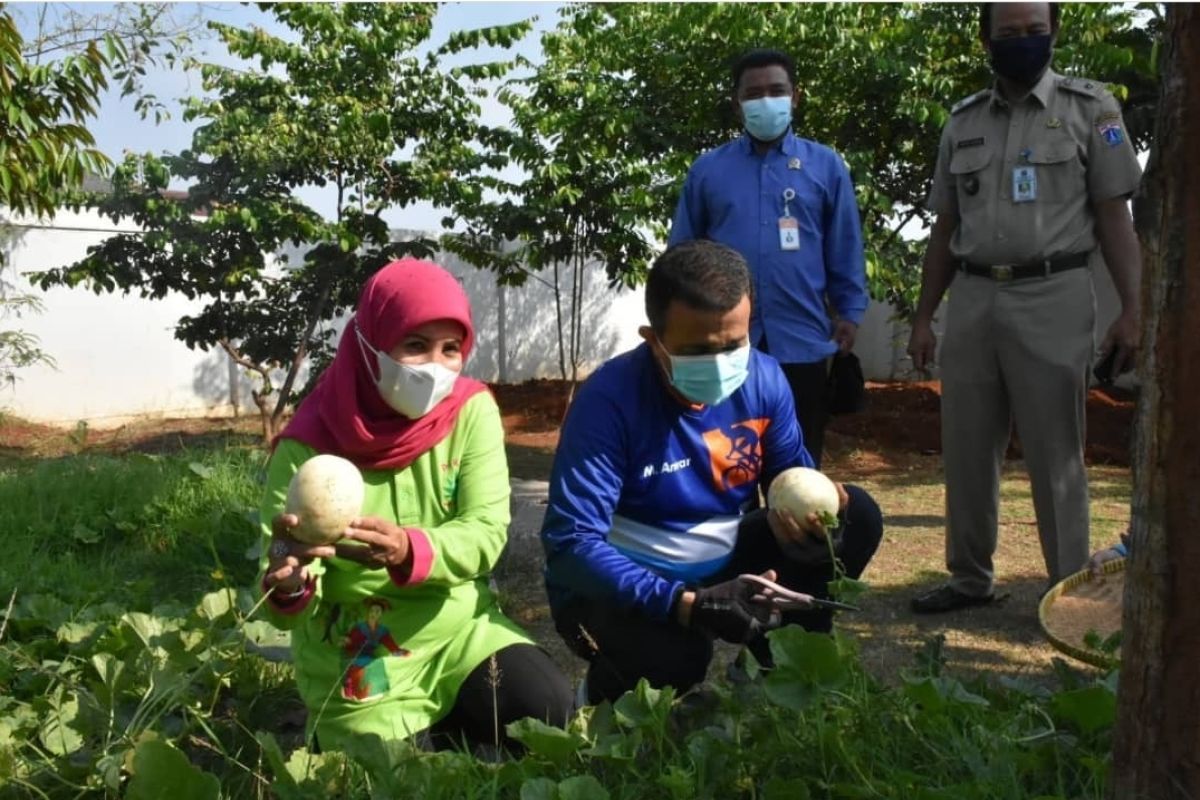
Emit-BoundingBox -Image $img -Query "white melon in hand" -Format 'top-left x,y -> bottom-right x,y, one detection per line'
285,454 -> 364,544
768,467 -> 839,527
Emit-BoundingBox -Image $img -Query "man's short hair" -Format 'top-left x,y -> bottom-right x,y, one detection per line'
731,48 -> 796,93
645,240 -> 751,333
979,3 -> 1060,38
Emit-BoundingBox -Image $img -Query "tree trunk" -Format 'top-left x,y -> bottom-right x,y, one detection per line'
1111,6 -> 1200,799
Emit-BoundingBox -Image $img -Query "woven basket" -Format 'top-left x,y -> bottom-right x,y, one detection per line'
1038,557 -> 1125,668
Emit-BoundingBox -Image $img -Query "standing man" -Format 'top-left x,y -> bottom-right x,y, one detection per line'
669,49 -> 868,468
908,2 -> 1142,613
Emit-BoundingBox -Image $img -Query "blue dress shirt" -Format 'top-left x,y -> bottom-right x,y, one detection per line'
669,131 -> 868,364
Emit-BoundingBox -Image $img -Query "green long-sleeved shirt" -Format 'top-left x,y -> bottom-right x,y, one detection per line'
257,391 -> 529,748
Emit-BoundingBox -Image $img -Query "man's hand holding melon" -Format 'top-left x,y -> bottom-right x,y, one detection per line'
766,467 -> 849,563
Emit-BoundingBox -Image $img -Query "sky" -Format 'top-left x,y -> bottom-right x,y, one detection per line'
12,1 -> 562,232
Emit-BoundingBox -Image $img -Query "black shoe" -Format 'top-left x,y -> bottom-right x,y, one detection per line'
910,584 -> 994,614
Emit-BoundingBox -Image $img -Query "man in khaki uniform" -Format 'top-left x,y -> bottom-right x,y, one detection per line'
908,2 -> 1143,613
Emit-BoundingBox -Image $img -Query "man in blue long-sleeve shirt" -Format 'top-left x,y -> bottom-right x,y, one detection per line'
669,49 -> 868,467
541,240 -> 882,704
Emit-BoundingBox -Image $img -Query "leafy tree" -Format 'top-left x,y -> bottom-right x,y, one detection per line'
1,3 -> 200,387
453,3 -> 1158,321
0,9 -> 110,218
443,43 -> 662,384
14,2 -> 205,123
1,7 -> 108,386
33,3 -> 531,441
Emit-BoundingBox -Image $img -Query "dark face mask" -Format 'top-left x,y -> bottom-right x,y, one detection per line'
989,33 -> 1053,87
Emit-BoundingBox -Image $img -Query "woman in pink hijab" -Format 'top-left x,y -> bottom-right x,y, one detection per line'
257,258 -> 571,754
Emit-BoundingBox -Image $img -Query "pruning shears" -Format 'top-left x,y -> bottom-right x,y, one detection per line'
739,573 -> 861,612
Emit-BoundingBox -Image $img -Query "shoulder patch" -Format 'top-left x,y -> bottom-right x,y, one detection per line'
1058,76 -> 1106,99
951,90 -> 990,115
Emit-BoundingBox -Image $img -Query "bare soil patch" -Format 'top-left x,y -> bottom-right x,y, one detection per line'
491,378 -> 1136,467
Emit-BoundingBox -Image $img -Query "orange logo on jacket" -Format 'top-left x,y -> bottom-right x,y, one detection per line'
702,419 -> 768,491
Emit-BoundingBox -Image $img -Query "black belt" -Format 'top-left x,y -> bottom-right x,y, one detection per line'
958,252 -> 1089,281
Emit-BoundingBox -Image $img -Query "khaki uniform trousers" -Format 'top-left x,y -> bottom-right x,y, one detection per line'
940,267 -> 1095,596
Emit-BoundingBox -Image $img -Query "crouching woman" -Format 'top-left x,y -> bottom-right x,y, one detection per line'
257,258 -> 572,753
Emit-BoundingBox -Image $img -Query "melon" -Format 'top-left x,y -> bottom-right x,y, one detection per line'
767,467 -> 840,529
284,454 -> 364,545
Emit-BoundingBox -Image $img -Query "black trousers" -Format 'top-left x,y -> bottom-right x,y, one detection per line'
427,643 -> 574,753
553,485 -> 883,705
757,338 -> 831,469
779,360 -> 832,469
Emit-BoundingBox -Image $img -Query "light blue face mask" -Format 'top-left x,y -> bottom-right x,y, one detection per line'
741,96 -> 793,142
666,344 -> 751,407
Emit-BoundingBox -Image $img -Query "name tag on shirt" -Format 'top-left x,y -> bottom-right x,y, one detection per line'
1012,166 -> 1037,203
779,216 -> 799,250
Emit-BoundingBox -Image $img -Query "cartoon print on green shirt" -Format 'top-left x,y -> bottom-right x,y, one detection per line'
341,598 -> 410,701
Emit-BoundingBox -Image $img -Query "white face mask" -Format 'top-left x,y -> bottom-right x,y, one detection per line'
355,324 -> 458,419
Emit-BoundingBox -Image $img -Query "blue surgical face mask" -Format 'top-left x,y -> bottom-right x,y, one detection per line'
663,344 -> 751,407
740,96 -> 793,142
989,34 -> 1053,87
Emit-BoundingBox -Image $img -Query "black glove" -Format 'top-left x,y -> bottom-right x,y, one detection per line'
690,577 -> 775,644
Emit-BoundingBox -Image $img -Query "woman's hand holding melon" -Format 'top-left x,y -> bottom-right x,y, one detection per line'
335,517 -> 412,571
265,513 -> 337,594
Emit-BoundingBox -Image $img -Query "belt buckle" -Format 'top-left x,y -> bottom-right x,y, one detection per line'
990,264 -> 1014,281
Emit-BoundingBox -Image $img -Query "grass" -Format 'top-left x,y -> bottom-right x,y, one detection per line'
0,423 -> 1129,797
0,446 -> 266,612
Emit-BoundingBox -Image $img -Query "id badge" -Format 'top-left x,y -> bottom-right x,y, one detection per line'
779,216 -> 800,250
1012,166 -> 1037,203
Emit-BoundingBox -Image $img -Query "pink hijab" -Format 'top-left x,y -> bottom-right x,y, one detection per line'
278,258 -> 488,470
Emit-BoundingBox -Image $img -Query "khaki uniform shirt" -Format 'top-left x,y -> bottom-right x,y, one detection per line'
929,68 -> 1142,266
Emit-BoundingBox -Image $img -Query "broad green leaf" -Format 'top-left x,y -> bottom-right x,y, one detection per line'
196,588 -> 236,620
558,775 -> 610,800
611,678 -> 672,731
764,629 -> 849,710
56,620 -> 98,644
507,718 -> 586,764
520,777 -> 559,800
1051,686 -> 1117,734
125,738 -> 220,800
37,693 -> 83,756
188,462 -> 215,480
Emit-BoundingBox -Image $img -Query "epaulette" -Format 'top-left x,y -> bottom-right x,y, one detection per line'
951,89 -> 991,115
1058,76 -> 1106,99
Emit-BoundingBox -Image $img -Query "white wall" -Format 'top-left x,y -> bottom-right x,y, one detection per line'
1,209 -> 254,426
1,209 -> 1125,427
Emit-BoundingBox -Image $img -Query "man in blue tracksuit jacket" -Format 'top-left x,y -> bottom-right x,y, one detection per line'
541,240 -> 883,704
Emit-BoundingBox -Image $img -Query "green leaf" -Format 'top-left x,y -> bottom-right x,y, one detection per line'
71,521 -> 101,544
37,693 -> 83,756
506,718 -> 586,764
612,678 -> 673,731
520,777 -> 559,800
188,462 -> 215,480
56,620 -> 98,644
126,739 -> 220,800
903,675 -> 990,712
771,627 -> 847,681
1051,686 -> 1116,734
196,588 -> 237,620
559,775 -> 610,800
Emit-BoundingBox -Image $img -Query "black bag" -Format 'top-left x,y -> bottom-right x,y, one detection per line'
827,353 -> 866,415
